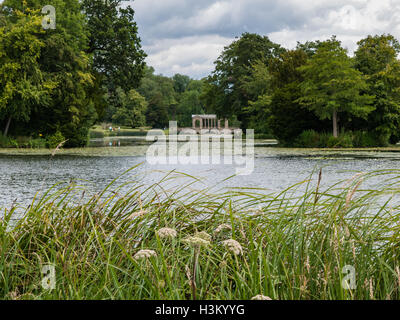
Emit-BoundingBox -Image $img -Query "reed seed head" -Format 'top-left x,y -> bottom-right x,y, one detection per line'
128,209 -> 148,219
195,231 -> 212,242
214,224 -> 232,234
223,239 -> 243,255
156,227 -> 177,239
134,249 -> 157,260
183,236 -> 210,247
251,295 -> 272,300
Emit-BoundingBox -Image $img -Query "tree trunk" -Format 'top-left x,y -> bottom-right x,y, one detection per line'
4,116 -> 11,137
332,110 -> 338,138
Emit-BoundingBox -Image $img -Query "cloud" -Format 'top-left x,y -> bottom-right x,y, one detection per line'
144,35 -> 232,78
128,0 -> 400,78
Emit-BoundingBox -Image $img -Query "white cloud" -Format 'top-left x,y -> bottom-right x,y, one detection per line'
144,35 -> 233,78
129,0 -> 400,78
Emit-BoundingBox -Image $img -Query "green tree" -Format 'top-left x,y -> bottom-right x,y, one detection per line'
112,89 -> 147,128
297,36 -> 374,137
241,60 -> 273,134
354,34 -> 400,144
176,90 -> 204,127
0,8 -> 55,136
203,33 -> 284,128
173,74 -> 191,94
246,49 -> 327,142
138,67 -> 177,128
3,0 -> 97,147
82,0 -> 146,92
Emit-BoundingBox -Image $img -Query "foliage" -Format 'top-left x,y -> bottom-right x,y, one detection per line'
137,67 -> 178,128
202,33 -> 284,128
112,89 -> 148,128
46,131 -> 66,149
2,169 -> 400,299
1,0 -> 96,147
354,34 -> 400,144
0,0 -> 146,147
173,74 -> 191,94
176,83 -> 205,127
0,133 -> 46,148
82,0 -> 146,92
266,49 -> 328,143
0,7 -> 55,136
297,36 -> 375,137
294,130 -> 388,148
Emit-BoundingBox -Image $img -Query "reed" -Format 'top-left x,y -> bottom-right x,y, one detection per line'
1,167 -> 400,300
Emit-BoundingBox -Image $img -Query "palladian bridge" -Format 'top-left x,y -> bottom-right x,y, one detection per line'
189,115 -> 231,134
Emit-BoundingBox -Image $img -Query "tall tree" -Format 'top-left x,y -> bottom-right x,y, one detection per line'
173,74 -> 191,94
82,0 -> 146,92
112,89 -> 147,128
265,49 -> 327,143
0,8 -> 55,136
2,0 -> 96,146
203,33 -> 284,129
138,67 -> 177,128
354,34 -> 400,144
297,36 -> 374,137
176,90 -> 204,127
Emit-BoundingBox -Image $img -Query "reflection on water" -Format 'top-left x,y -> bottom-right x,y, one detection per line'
1,140 -> 400,209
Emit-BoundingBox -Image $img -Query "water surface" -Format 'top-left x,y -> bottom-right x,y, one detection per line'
1,140 -> 400,209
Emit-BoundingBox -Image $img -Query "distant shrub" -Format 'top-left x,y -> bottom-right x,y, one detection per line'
0,134 -> 46,148
0,133 -> 12,147
46,131 -> 66,149
294,130 -> 320,148
26,138 -> 46,149
254,133 -> 276,139
294,130 -> 388,148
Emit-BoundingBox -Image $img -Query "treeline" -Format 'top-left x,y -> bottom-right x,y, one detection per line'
102,67 -> 205,129
202,33 -> 400,147
0,0 -> 146,147
2,1 -> 400,148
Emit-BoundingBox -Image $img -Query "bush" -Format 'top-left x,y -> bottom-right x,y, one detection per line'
46,131 -> 66,149
0,133 -> 13,148
294,130 -> 321,148
294,130 -> 387,148
0,134 -> 46,148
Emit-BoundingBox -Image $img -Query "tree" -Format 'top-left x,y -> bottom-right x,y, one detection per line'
173,74 -> 191,94
0,8 -> 55,136
297,36 -> 374,137
203,33 -> 284,128
176,90 -> 204,127
2,0 -> 97,146
82,0 -> 146,92
138,67 -> 177,128
112,89 -> 147,128
241,60 -> 273,134
244,49 -> 327,142
354,34 -> 400,144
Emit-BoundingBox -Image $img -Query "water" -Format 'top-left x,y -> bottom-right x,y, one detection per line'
1,140 -> 400,209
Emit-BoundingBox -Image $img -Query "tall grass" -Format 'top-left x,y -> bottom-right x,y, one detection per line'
1,167 -> 400,300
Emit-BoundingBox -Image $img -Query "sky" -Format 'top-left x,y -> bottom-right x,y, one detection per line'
128,0 -> 400,79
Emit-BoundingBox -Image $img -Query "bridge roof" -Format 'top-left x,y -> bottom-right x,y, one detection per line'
192,114 -> 217,119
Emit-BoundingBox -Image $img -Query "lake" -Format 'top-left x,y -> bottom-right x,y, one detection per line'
1,138 -> 400,209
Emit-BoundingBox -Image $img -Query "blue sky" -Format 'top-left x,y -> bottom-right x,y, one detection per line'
129,0 -> 400,79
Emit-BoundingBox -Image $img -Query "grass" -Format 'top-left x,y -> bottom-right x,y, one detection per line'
89,125 -> 152,139
1,166 -> 400,300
